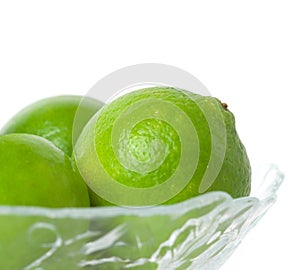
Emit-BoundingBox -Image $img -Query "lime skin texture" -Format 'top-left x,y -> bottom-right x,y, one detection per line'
0,133 -> 90,207
1,95 -> 104,157
75,87 -> 251,207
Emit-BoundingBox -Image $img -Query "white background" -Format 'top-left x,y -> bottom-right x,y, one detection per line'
0,1 -> 299,269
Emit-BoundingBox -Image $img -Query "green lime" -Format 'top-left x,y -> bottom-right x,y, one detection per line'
1,95 -> 103,156
0,133 -> 90,207
75,87 -> 251,207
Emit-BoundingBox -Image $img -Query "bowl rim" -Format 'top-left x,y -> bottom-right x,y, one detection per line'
0,164 -> 284,219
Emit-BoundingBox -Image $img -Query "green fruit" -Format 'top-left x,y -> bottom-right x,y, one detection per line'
1,95 -> 104,156
0,133 -> 90,207
75,87 -> 251,207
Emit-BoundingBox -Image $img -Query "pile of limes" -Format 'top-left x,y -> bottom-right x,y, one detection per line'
0,87 -> 251,208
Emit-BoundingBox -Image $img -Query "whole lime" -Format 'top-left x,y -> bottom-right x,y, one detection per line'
0,133 -> 90,207
1,95 -> 103,156
75,87 -> 251,207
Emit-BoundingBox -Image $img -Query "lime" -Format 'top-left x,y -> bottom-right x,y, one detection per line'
75,87 -> 251,207
0,133 -> 90,207
1,95 -> 103,156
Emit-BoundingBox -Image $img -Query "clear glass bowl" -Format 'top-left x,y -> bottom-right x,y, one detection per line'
0,164 -> 283,270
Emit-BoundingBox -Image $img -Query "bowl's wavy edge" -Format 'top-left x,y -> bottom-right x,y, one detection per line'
0,164 -> 284,219
0,164 -> 284,270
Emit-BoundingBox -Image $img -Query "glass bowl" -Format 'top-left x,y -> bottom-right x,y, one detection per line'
0,164 -> 283,270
